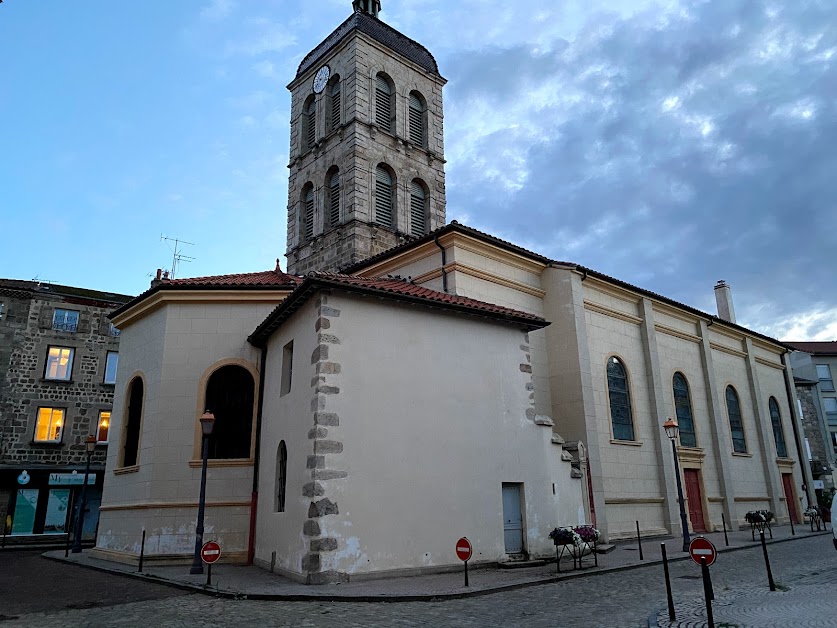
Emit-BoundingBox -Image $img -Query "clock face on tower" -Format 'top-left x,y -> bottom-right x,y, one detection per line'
313,65 -> 330,94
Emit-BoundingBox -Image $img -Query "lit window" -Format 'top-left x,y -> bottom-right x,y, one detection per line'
725,386 -> 747,454
45,346 -> 74,381
768,397 -> 788,458
607,357 -> 635,441
824,397 -> 837,426
104,351 -> 118,384
672,373 -> 696,447
281,341 -> 294,396
817,365 -> 835,392
35,407 -> 65,442
52,309 -> 79,332
97,411 -> 110,443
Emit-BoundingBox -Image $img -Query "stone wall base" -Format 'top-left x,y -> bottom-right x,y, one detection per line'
89,547 -> 248,566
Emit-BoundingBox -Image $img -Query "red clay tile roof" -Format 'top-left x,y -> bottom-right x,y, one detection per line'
786,341 -> 837,355
249,272 -> 547,345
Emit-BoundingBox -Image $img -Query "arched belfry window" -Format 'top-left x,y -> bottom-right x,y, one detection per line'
204,365 -> 255,459
768,397 -> 788,458
375,73 -> 395,134
326,168 -> 340,229
606,357 -> 635,441
375,164 -> 395,228
672,372 -> 697,447
275,440 -> 287,512
121,376 -> 144,467
725,385 -> 747,454
328,76 -> 341,133
408,91 -> 427,148
303,96 -> 316,151
410,179 -> 428,237
301,183 -> 315,241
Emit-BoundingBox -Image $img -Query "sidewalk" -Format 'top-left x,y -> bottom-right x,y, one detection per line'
44,524 -> 830,602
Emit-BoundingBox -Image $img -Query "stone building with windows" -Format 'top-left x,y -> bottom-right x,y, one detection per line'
0,278 -> 130,542
95,1 -> 811,584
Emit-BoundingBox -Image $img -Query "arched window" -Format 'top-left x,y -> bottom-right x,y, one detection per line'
121,376 -> 144,467
768,397 -> 788,458
410,179 -> 427,237
375,165 -> 395,227
408,91 -> 426,148
672,372 -> 696,447
303,96 -> 316,151
204,365 -> 255,459
328,76 -> 341,133
326,168 -> 340,229
607,357 -> 634,441
725,386 -> 747,454
301,184 -> 315,242
276,440 -> 287,512
375,73 -> 395,133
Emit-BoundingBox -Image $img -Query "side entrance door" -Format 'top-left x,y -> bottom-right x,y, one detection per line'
781,473 -> 800,524
502,483 -> 524,554
683,469 -> 707,533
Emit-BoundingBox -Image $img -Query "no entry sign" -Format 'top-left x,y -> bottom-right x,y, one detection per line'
456,537 -> 473,562
201,540 -> 222,564
689,537 -> 717,567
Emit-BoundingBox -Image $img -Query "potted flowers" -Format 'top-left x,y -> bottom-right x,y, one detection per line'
549,527 -> 580,546
745,510 -> 774,540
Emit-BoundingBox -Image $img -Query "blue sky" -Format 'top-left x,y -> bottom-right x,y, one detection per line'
1,0 -> 836,340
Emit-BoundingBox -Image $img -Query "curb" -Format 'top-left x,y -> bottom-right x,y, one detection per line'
42,531 -> 832,604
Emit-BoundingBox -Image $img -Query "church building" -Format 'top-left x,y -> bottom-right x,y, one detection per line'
94,1 -> 811,584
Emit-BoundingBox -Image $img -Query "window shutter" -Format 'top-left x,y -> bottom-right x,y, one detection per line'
331,82 -> 341,131
409,93 -> 424,147
329,172 -> 340,227
304,188 -> 315,240
375,75 -> 393,132
375,167 -> 393,227
306,101 -> 316,149
410,180 -> 426,236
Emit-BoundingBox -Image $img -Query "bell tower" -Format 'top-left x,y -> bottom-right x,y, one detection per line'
285,1 -> 447,275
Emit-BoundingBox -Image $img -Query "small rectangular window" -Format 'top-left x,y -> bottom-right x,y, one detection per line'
52,309 -> 79,332
831,432 -> 837,454
35,407 -> 65,442
817,365 -> 835,392
97,411 -> 111,443
281,341 -> 294,396
45,346 -> 74,381
824,397 -> 837,425
104,351 -> 119,384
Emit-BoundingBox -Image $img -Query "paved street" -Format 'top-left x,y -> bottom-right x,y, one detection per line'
3,534 -> 837,627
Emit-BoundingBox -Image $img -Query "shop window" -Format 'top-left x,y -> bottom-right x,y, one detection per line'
104,351 -> 118,384
52,308 -> 79,332
276,440 -> 287,512
121,376 -> 144,467
97,411 -> 111,443
45,346 -> 74,381
34,407 -> 65,442
204,365 -> 255,459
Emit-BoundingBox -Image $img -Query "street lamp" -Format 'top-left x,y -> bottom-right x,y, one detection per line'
190,411 -> 215,575
71,435 -> 97,553
663,417 -> 691,553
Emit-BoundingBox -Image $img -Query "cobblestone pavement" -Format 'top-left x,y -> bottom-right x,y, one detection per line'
4,534 -> 836,627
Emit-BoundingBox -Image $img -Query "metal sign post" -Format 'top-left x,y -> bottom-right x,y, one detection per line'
661,543 -> 675,621
455,537 -> 473,587
700,557 -> 715,628
200,541 -> 222,588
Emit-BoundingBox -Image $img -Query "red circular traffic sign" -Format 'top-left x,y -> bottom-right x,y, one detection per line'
201,540 -> 222,564
455,537 -> 473,562
689,537 -> 717,567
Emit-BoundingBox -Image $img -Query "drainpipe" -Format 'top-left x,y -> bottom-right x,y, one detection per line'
247,344 -> 269,564
781,351 -> 816,508
433,234 -> 448,293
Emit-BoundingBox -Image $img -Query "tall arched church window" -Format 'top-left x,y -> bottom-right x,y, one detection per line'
204,365 -> 255,459
672,372 -> 697,447
276,440 -> 287,512
121,376 -> 144,467
375,165 -> 394,227
328,77 -> 341,133
375,73 -> 395,133
768,397 -> 788,458
725,385 -> 747,454
607,357 -> 635,441
304,97 -> 316,151
410,179 -> 427,237
408,91 -> 426,148
302,184 -> 315,241
327,169 -> 340,229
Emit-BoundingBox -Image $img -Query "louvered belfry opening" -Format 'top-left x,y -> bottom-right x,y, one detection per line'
375,165 -> 394,227
329,77 -> 341,133
375,73 -> 395,133
303,185 -> 315,241
327,169 -> 340,228
305,98 -> 317,150
410,179 -> 427,236
408,91 -> 426,148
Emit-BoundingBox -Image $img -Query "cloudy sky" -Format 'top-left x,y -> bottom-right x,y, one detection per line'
1,0 -> 835,340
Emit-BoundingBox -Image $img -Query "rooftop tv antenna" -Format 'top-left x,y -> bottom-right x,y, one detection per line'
160,234 -> 195,279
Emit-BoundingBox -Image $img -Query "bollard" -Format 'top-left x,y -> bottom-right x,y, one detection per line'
138,529 -> 146,573
721,513 -> 729,547
464,559 -> 469,587
661,543 -> 675,621
789,511 -> 795,536
65,530 -> 71,558
700,557 -> 715,628
636,521 -> 644,560
270,550 -> 276,574
759,531 -> 776,591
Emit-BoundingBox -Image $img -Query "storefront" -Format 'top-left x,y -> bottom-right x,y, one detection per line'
0,466 -> 103,539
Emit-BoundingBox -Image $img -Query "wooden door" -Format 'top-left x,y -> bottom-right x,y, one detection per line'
683,469 -> 707,532
502,484 -> 524,554
782,473 -> 800,523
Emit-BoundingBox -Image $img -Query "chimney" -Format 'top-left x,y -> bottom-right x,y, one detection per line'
150,269 -> 165,288
714,280 -> 736,323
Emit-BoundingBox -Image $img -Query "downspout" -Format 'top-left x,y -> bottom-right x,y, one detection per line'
247,344 -> 269,565
433,234 -> 448,293
781,350 -> 815,508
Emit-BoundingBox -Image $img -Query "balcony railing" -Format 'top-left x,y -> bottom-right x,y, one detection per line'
52,321 -> 78,332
